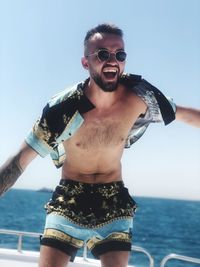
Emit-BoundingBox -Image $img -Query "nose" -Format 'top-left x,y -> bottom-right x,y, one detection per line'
107,52 -> 117,63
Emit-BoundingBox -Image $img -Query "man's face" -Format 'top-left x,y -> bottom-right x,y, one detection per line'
83,33 -> 126,92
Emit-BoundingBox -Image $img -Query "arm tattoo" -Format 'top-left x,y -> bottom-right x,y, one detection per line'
0,154 -> 23,196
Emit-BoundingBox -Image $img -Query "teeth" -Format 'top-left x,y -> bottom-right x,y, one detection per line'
103,69 -> 117,73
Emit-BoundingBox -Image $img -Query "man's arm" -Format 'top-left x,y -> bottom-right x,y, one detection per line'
176,105 -> 200,128
0,142 -> 38,196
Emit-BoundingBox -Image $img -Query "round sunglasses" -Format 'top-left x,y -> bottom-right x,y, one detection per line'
87,49 -> 127,62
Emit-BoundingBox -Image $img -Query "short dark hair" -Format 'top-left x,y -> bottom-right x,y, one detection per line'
84,23 -> 123,54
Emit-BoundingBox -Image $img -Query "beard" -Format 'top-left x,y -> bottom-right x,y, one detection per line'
91,72 -> 121,92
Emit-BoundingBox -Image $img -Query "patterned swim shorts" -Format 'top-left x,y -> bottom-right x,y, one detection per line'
40,179 -> 137,259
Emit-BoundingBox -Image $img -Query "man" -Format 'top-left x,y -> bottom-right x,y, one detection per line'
0,23 -> 200,267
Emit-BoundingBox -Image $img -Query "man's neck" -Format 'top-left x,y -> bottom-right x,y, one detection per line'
85,79 -> 125,109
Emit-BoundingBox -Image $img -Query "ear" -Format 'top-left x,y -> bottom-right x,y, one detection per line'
81,57 -> 89,70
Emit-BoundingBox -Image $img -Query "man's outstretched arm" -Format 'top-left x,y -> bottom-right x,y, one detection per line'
0,142 -> 38,196
176,105 -> 200,128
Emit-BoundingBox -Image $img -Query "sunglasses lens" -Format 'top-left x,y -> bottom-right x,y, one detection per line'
96,50 -> 127,62
116,51 -> 126,62
98,50 -> 110,61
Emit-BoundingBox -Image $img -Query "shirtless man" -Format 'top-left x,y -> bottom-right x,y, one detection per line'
0,23 -> 200,267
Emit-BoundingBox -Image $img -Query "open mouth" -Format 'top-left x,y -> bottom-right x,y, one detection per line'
103,69 -> 118,79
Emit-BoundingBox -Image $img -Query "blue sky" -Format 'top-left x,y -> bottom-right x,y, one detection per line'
0,0 -> 199,200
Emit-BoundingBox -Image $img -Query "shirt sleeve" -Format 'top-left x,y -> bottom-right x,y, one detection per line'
25,104 -> 55,157
166,96 -> 177,114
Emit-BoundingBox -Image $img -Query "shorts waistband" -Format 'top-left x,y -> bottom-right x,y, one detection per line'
45,179 -> 135,228
59,179 -> 124,188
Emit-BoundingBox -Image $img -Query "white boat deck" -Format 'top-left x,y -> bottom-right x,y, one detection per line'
0,248 -> 102,267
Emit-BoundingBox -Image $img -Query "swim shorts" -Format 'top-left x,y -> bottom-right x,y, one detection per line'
40,179 -> 137,259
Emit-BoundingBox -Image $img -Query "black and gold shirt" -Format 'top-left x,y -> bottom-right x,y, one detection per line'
25,73 -> 176,168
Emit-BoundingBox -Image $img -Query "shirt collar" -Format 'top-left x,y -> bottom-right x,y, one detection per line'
76,73 -> 142,114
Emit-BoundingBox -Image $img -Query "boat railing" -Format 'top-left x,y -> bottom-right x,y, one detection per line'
2,229 -> 200,267
0,228 -> 41,253
0,228 -> 154,266
160,253 -> 200,267
131,245 -> 154,267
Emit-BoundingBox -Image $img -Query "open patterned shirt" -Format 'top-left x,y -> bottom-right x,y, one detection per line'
25,73 -> 176,168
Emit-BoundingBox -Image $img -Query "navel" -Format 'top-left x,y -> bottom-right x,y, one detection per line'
76,142 -> 81,147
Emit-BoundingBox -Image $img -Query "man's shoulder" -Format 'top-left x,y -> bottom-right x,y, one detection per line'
48,81 -> 83,108
40,78 -> 94,122
121,72 -> 165,97
120,73 -> 142,88
122,73 -> 176,125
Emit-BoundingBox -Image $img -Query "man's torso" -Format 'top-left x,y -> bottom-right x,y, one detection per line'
62,86 -> 147,183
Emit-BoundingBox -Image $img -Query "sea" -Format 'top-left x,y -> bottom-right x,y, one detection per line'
0,189 -> 200,267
